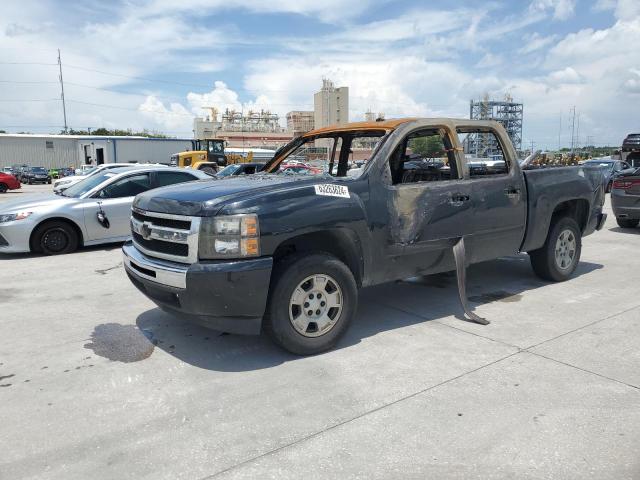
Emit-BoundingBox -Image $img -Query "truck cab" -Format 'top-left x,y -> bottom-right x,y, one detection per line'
124,118 -> 606,355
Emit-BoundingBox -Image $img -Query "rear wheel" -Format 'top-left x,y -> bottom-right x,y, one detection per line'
264,253 -> 357,355
529,216 -> 582,282
31,221 -> 79,255
0,183 -> 7,193
616,218 -> 639,228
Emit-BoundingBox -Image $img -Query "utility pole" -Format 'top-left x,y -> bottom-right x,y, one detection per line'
530,139 -> 535,154
570,106 -> 576,154
558,112 -> 562,151
58,49 -> 68,134
575,113 -> 581,151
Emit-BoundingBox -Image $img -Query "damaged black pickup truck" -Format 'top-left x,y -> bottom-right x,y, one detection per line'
123,118 -> 607,354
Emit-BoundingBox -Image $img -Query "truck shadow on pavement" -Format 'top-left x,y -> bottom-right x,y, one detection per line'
609,227 -> 639,235
135,254 -> 603,372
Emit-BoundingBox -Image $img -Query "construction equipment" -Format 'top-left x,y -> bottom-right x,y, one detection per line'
170,139 -> 259,175
170,139 -> 226,174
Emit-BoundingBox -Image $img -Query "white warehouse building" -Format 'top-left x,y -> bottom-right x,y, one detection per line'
0,134 -> 194,169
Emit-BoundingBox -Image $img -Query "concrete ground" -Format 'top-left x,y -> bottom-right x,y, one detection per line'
1,184 -> 639,479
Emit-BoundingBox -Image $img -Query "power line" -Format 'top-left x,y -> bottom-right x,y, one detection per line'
0,98 -> 60,102
0,62 -> 57,66
0,80 -> 58,85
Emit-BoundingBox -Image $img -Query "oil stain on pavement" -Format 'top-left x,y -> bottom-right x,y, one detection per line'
84,323 -> 154,362
469,290 -> 523,303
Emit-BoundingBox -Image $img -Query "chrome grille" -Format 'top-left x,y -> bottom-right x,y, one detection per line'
130,207 -> 200,264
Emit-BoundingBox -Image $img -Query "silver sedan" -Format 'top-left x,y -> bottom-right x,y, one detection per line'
0,166 -> 211,255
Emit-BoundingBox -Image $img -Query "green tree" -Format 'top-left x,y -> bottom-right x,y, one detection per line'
408,135 -> 445,157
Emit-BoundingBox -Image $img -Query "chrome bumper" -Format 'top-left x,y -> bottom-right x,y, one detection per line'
122,242 -> 187,289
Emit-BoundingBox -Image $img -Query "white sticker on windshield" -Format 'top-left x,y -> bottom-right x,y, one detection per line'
104,173 -> 116,177
314,184 -> 350,198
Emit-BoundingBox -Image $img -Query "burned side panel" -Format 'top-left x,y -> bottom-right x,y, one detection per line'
520,167 -> 602,252
386,180 -> 474,246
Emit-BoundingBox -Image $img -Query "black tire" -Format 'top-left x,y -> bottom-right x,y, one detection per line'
529,216 -> 582,282
28,178 -> 33,185
264,253 -> 357,355
606,180 -> 612,193
31,220 -> 79,255
47,178 -> 52,184
616,218 -> 639,228
0,183 -> 7,193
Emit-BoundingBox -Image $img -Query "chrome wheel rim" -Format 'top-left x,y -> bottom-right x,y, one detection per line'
555,229 -> 576,270
289,274 -> 343,337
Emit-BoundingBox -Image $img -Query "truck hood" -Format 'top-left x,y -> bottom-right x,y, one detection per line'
133,174 -> 332,216
0,194 -> 78,213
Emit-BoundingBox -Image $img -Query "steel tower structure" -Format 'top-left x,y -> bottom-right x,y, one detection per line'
466,94 -> 523,157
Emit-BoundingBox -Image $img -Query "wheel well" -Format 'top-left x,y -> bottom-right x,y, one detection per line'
273,230 -> 364,287
29,217 -> 84,251
552,199 -> 589,231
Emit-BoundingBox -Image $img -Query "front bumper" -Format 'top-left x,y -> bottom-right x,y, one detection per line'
0,220 -> 35,253
27,177 -> 49,183
122,242 -> 273,335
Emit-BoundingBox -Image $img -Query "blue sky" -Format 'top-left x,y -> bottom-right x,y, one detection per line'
1,0 -> 639,148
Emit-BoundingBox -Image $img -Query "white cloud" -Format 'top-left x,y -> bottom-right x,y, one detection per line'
548,67 -> 585,84
476,53 -> 504,68
519,32 -> 559,54
137,0 -> 383,24
529,0 -> 577,20
622,69 -> 640,94
138,96 -> 192,131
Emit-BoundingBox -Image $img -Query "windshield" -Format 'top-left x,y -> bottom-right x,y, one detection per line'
32,167 -> 47,173
62,171 -> 117,198
217,164 -> 242,177
585,160 -> 614,167
264,130 -> 387,178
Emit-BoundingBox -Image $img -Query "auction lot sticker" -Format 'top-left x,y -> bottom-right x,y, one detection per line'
314,184 -> 350,198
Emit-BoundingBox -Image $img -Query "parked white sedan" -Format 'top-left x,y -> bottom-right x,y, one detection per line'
53,163 -> 167,193
0,166 -> 211,255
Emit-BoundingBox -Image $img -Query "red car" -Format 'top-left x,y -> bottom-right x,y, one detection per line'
0,172 -> 21,193
280,163 -> 323,175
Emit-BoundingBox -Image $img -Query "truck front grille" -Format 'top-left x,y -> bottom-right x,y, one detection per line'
132,232 -> 189,257
132,210 -> 191,230
131,208 -> 200,264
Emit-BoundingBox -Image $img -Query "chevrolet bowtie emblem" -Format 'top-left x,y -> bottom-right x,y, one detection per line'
140,222 -> 152,240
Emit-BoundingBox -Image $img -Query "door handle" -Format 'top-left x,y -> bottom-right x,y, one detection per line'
504,187 -> 521,199
449,194 -> 470,206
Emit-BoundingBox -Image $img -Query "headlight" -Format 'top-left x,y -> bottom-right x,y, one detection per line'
199,214 -> 260,259
0,211 -> 33,224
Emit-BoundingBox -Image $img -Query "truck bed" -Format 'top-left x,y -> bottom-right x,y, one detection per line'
520,166 -> 604,252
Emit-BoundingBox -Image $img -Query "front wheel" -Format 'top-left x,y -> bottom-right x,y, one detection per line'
616,218 -> 639,228
0,183 -> 7,193
264,253 -> 357,355
31,221 -> 79,255
529,216 -> 582,282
